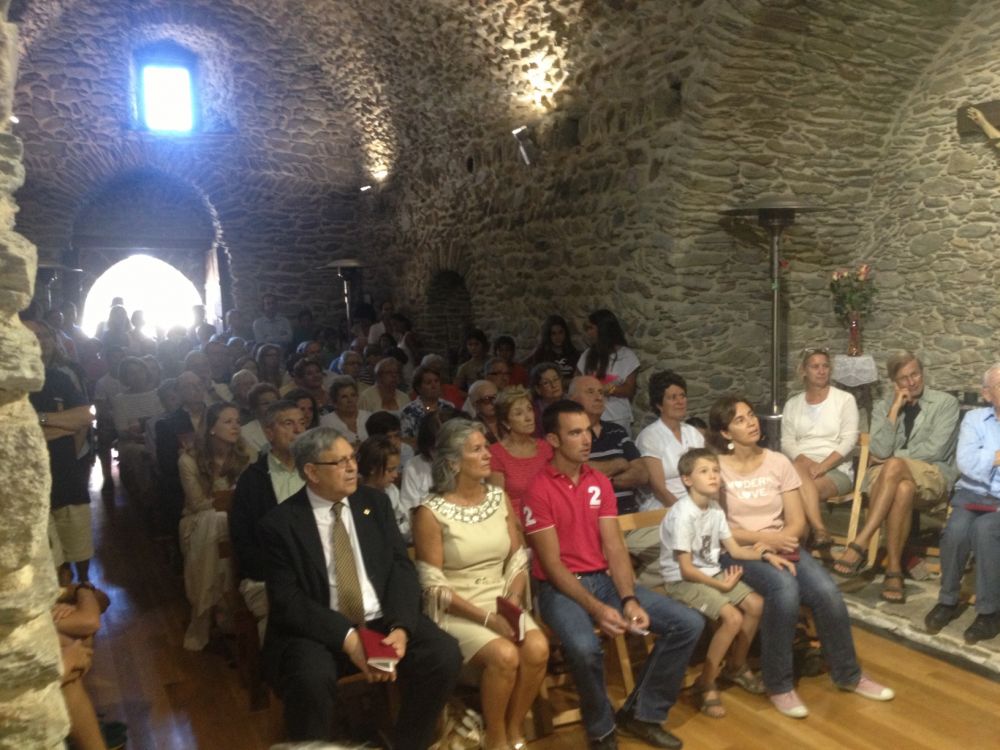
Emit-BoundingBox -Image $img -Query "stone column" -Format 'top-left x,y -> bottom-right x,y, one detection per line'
0,9 -> 71,750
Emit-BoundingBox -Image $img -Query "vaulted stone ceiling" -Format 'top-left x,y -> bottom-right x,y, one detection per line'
8,0 -> 998,401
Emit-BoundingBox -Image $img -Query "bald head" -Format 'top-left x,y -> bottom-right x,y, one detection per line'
569,375 -> 605,421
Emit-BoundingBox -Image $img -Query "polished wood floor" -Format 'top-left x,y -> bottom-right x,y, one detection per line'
83,465 -> 1000,750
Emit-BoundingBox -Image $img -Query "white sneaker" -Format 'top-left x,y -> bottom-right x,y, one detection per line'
770,689 -> 809,718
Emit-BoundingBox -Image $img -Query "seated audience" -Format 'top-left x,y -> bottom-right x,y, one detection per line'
367,299 -> 395,344
285,387 -> 320,429
178,402 -> 255,650
289,356 -> 332,413
401,365 -> 455,441
455,327 -> 489,391
241,383 -> 281,452
231,400 -> 307,640
400,407 -> 457,512
229,368 -> 259,423
331,349 -> 364,381
488,386 -> 553,519
659,448 -> 775,718
637,371 -> 706,508
185,350 -> 231,404
255,343 -> 286,389
359,344 -> 382,386
366,410 -> 416,466
833,351 -> 959,604
925,363 -> 1000,644
493,335 -> 529,387
359,356 -> 410,414
155,371 -> 208,539
781,348 -> 859,550
414,419 -> 548,750
257,427 -> 462,746
529,362 -> 564,436
53,581 -> 115,750
484,357 -> 512,392
709,395 -> 893,718
420,353 -> 466,407
570,375 -> 648,515
320,376 -> 372,446
524,400 -> 703,750
523,314 -> 579,385
465,379 -> 500,443
576,309 -> 639,435
110,356 -> 162,504
358,435 -> 407,541
204,340 -> 235,397
391,313 -> 420,384
252,292 -> 293,349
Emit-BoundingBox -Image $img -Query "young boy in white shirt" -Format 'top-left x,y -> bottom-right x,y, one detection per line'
659,447 -> 795,718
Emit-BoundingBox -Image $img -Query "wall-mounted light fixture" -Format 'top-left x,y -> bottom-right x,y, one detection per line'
511,125 -> 538,166
359,185 -> 372,192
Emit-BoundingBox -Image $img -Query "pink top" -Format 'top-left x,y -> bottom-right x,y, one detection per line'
523,464 -> 618,580
490,439 -> 554,517
720,449 -> 801,534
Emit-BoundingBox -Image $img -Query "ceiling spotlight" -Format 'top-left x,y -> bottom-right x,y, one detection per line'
360,185 -> 372,192
511,125 -> 537,166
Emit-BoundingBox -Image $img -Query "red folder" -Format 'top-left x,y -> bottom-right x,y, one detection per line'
496,597 -> 526,644
358,627 -> 400,673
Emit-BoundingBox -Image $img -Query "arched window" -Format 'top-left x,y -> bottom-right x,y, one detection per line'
134,42 -> 198,134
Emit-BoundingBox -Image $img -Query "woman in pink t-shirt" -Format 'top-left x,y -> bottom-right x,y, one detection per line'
708,395 -> 893,720
488,386 -> 553,519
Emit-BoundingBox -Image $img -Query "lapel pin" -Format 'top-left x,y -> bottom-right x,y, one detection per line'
363,508 -> 371,516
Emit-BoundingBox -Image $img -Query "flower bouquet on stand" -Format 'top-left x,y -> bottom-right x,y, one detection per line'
830,264 -> 876,356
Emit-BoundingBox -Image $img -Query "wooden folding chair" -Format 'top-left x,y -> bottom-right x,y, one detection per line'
213,488 -> 270,711
828,433 -> 881,568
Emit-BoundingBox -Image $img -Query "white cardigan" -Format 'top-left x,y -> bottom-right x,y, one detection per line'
780,386 -> 859,473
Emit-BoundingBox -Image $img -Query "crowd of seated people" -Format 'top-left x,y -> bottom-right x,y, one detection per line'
26,288 -> 999,750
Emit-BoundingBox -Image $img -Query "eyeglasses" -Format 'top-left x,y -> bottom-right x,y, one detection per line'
310,454 -> 357,469
801,347 -> 829,358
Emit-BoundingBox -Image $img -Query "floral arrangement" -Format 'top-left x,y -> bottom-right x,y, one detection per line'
830,263 -> 876,325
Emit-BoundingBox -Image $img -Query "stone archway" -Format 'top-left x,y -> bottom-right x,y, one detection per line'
70,168 -> 227,321
424,269 -> 474,372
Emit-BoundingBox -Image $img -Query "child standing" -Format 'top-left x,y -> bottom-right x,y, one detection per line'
659,448 -> 795,718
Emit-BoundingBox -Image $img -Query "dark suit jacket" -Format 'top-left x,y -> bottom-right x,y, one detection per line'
258,484 -> 421,672
230,452 -> 280,582
154,407 -> 195,496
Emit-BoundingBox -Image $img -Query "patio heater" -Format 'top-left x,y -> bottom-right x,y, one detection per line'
722,193 -> 822,448
318,258 -> 365,336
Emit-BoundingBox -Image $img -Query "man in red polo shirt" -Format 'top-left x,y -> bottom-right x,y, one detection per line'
523,400 -> 703,750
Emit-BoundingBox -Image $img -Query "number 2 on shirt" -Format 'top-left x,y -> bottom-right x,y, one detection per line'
588,486 -> 602,508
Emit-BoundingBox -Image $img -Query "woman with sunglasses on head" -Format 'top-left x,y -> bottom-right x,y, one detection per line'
781,348 -> 859,551
708,395 -> 892,718
488,386 -> 553,520
466,379 -> 501,444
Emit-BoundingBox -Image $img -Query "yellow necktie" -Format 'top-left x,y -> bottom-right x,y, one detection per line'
332,502 -> 365,625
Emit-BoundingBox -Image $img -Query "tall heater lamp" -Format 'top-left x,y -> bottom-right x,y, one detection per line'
318,258 -> 366,335
722,193 -> 822,448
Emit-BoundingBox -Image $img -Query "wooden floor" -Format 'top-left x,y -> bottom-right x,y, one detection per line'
83,464 -> 1000,750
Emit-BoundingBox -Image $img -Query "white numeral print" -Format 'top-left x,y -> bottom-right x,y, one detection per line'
588,486 -> 602,508
523,507 -> 536,527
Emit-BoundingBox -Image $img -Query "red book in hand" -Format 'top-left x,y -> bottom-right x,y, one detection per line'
496,597 -> 526,644
358,627 -> 400,673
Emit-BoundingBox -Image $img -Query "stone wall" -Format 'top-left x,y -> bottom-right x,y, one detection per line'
0,12 -> 69,750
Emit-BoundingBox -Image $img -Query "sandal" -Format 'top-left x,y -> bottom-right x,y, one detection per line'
721,664 -> 765,695
696,683 -> 726,719
880,572 -> 906,604
832,542 -> 867,577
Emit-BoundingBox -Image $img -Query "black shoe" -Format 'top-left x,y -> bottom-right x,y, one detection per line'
589,729 -> 618,750
924,603 -> 960,634
616,708 -> 682,749
964,613 -> 1000,644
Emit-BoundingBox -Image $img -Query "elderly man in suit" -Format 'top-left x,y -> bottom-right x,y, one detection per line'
258,426 -> 461,746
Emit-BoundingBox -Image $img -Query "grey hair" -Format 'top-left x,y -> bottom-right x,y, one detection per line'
262,399 -> 300,429
466,379 -> 496,415
292,426 -> 348,479
983,363 -> 1000,388
328,374 -> 358,402
430,418 -> 487,495
230,368 -> 258,391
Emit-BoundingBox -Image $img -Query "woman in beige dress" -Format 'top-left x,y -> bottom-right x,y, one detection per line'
413,419 -> 549,750
178,402 -> 255,650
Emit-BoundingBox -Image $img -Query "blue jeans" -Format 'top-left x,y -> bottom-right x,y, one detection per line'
537,574 -> 703,740
723,549 -> 860,694
938,501 -> 1000,615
